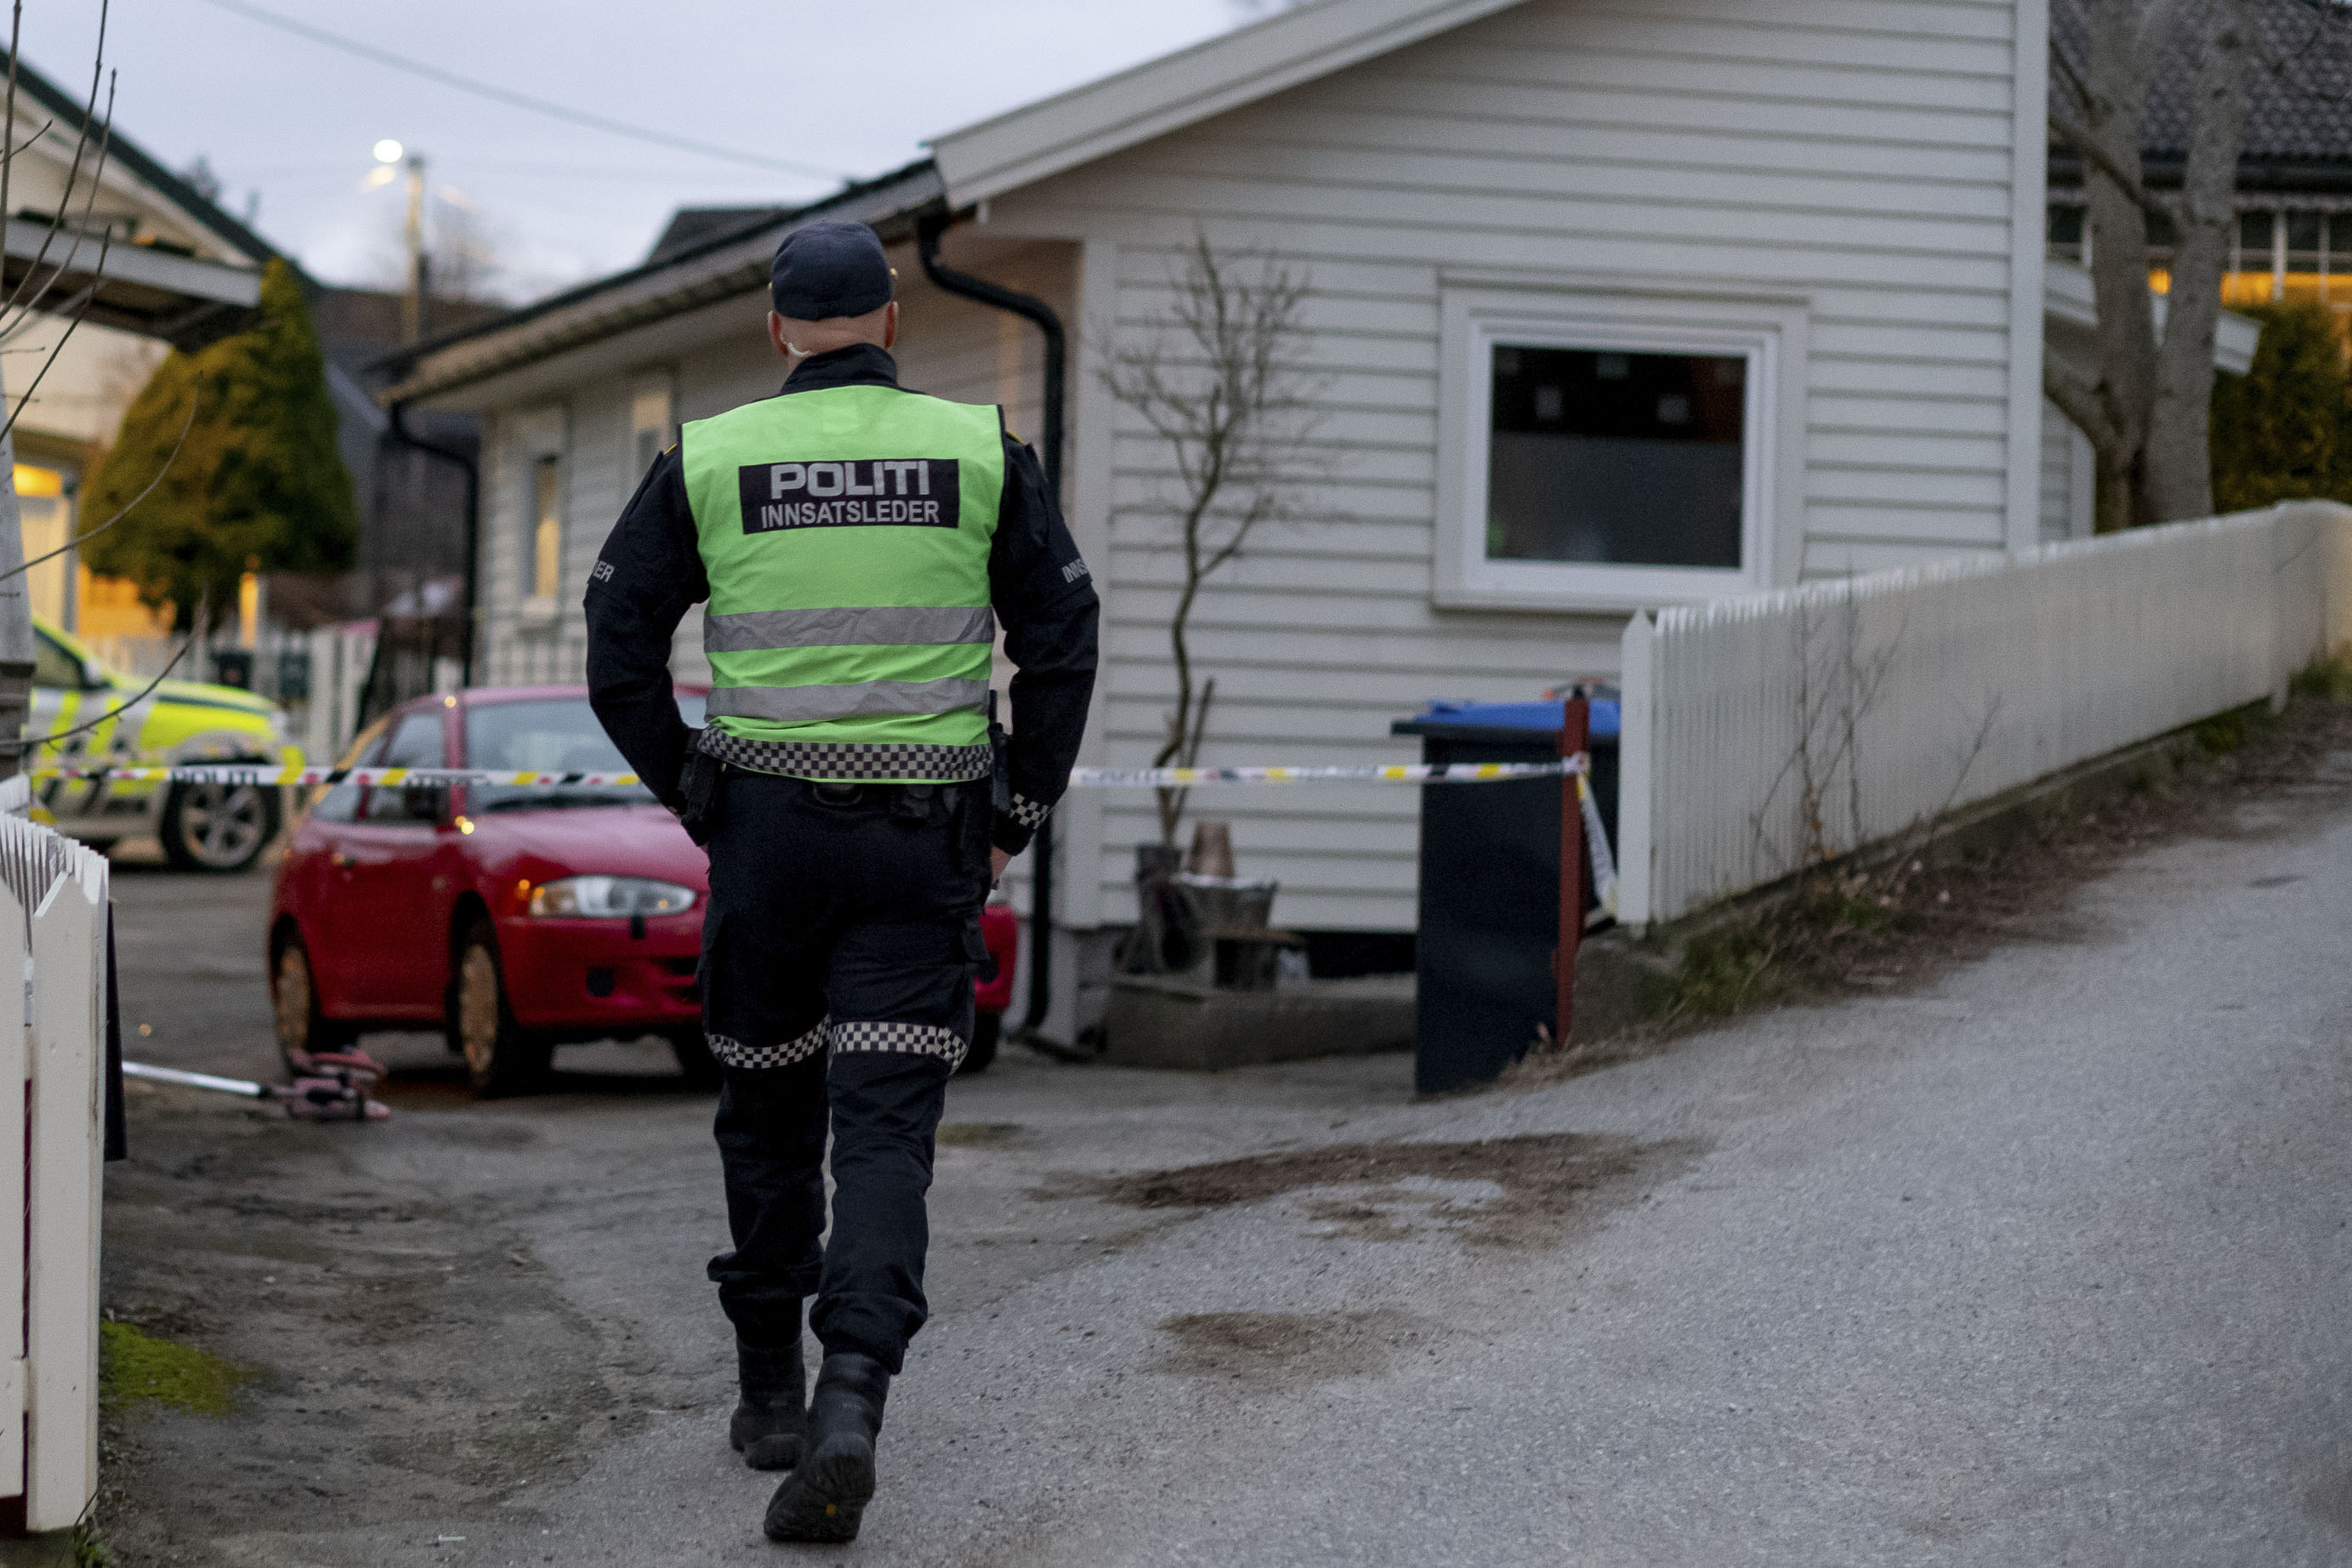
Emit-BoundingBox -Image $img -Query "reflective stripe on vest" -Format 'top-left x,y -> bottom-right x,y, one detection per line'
680,383 -> 1003,780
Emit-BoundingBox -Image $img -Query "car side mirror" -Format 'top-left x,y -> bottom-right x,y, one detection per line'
404,783 -> 451,824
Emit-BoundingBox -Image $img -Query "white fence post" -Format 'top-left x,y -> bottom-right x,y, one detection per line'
1616,611 -> 1656,932
0,878 -> 23,1503
24,855 -> 102,1531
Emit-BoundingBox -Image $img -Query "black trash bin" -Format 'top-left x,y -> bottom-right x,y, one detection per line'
1391,696 -> 1618,1095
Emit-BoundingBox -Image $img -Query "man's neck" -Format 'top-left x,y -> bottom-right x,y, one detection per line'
782,342 -> 898,393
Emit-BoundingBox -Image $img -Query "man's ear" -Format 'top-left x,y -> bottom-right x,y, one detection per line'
881,300 -> 899,351
767,310 -> 793,358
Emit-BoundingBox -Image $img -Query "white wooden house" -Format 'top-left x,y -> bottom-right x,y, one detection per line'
386,0 -> 2244,1036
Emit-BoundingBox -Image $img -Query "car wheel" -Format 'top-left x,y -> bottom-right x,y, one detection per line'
957,1012 -> 1002,1077
448,919 -> 550,1098
668,1030 -> 722,1090
272,934 -> 355,1072
160,781 -> 279,873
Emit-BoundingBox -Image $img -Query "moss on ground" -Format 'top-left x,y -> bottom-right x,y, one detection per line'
99,1321 -> 253,1417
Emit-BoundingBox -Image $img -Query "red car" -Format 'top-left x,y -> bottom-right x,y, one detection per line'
268,685 -> 1017,1095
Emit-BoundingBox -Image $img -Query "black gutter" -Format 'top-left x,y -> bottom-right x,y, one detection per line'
386,401 -> 482,687
916,209 -> 1066,1043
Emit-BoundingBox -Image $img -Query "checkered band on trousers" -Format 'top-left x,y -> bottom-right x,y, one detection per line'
696,727 -> 991,782
830,1019 -> 968,1070
1006,792 -> 1050,830
707,1016 -> 829,1071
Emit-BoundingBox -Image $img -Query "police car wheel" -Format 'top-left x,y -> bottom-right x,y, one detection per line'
160,781 -> 279,873
450,920 -> 550,1098
956,1013 -> 1001,1076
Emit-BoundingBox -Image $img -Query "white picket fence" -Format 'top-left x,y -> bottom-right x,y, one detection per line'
1616,500 -> 2352,929
0,774 -> 107,1529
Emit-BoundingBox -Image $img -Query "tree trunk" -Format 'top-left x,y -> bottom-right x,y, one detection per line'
0,353 -> 34,780
2079,0 -> 2162,530
2144,0 -> 2256,523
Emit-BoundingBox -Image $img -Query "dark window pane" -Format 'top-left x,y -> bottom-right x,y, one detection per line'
2047,204 -> 2084,246
309,716 -> 389,825
2240,210 -> 2275,253
2287,210 -> 2323,253
461,694 -> 703,812
2331,213 -> 2352,258
361,710 -> 448,821
31,631 -> 80,690
1486,345 -> 1745,570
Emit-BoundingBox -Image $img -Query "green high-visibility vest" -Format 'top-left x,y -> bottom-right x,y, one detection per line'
680,383 -> 1003,781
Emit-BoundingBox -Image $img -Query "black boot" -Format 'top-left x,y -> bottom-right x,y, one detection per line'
763,1352 -> 889,1543
728,1339 -> 806,1472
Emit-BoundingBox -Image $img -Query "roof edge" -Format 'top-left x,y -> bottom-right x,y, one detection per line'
377,159 -> 945,406
6,50 -> 280,269
928,0 -> 1531,207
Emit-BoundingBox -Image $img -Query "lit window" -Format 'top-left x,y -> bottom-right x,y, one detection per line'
531,455 -> 562,599
630,376 -> 673,479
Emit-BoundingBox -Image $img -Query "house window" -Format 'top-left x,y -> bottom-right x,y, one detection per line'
1485,346 -> 1747,571
630,375 -> 674,479
1436,285 -> 1794,611
531,454 -> 562,600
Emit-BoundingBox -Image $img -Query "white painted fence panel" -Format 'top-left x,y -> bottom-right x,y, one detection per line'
0,795 -> 109,1530
1617,501 -> 2352,928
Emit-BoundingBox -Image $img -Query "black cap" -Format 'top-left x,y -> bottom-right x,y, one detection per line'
770,221 -> 894,321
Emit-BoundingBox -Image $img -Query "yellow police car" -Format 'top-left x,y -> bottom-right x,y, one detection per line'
29,616 -> 299,872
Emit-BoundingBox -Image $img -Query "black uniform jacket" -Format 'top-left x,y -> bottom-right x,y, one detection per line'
583,342 -> 1099,855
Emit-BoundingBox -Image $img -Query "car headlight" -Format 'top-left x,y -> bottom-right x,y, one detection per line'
527,876 -> 697,918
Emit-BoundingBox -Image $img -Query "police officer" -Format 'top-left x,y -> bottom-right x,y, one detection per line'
584,219 -> 1098,1544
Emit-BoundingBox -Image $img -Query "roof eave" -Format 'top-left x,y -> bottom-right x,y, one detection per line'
927,0 -> 1531,206
377,161 -> 946,408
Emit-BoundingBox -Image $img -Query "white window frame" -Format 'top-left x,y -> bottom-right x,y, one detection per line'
1434,279 -> 1809,613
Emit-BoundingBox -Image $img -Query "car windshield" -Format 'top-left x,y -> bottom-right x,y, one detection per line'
462,695 -> 703,813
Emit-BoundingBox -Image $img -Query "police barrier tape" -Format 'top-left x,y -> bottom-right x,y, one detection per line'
25,756 -> 1619,907
21,757 -> 1589,790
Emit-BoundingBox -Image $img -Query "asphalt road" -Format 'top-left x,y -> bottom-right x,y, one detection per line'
99,770 -> 2352,1565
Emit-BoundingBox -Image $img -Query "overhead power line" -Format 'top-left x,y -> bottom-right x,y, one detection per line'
192,0 -> 845,182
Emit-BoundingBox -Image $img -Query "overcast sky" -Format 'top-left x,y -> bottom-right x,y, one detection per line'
20,0 -> 1248,299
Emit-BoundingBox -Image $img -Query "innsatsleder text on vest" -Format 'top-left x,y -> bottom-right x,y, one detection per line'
736,458 -> 963,534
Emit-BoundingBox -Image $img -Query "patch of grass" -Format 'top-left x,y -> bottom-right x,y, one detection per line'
72,1520 -> 116,1568
2292,653 -> 2352,702
99,1321 -> 254,1417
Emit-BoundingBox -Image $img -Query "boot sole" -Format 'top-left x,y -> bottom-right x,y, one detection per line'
730,1412 -> 806,1472
739,1432 -> 804,1471
763,1436 -> 876,1544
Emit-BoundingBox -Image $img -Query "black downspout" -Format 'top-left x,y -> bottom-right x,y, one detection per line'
387,401 -> 482,688
917,210 -> 1065,1041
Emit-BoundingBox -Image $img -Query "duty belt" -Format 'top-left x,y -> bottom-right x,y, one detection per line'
695,725 -> 991,783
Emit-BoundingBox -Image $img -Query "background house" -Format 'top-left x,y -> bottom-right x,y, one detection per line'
2035,0 -> 2352,541
0,54 -> 271,655
392,0 -> 2078,1038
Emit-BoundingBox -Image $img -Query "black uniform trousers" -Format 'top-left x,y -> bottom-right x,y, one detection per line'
700,767 -> 991,1373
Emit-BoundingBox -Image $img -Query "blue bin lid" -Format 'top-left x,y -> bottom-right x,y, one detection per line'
1411,697 -> 1620,739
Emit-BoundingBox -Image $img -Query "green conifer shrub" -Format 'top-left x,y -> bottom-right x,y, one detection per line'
81,258 -> 357,630
2208,301 -> 2352,514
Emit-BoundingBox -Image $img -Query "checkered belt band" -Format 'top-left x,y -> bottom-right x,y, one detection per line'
697,726 -> 991,783
707,1016 -> 828,1071
706,1017 -> 968,1071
